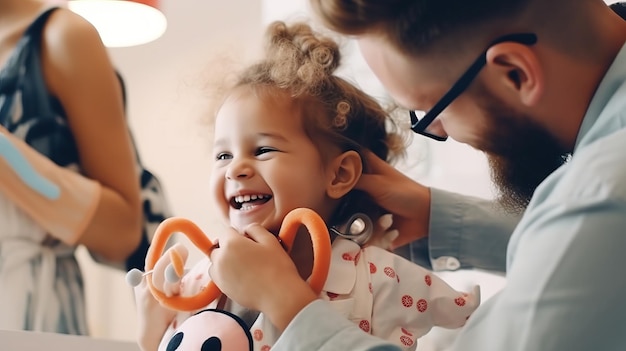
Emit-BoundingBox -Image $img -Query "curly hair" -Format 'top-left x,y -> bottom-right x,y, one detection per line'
228,20 -> 408,225
309,0 -> 531,54
234,21 -> 405,164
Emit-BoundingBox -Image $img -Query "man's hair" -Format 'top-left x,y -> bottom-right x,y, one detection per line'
310,0 -> 530,53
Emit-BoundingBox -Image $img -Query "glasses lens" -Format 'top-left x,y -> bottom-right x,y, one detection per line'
410,110 -> 448,141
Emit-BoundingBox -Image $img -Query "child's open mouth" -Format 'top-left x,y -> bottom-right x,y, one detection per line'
230,194 -> 272,210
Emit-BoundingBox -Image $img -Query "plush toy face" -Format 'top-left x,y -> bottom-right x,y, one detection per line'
165,309 -> 253,351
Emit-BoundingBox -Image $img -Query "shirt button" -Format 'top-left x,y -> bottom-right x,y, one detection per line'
432,256 -> 461,271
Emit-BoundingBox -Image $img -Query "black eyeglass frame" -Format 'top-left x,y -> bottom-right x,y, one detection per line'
409,33 -> 538,141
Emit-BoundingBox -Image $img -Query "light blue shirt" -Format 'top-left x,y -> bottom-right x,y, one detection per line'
272,41 -> 626,351
403,186 -> 519,273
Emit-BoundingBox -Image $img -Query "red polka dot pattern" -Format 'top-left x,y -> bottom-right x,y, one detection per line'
424,274 -> 432,286
253,329 -> 263,341
260,345 -> 271,351
327,292 -> 338,299
400,335 -> 414,347
417,299 -> 428,312
369,262 -> 377,274
401,328 -> 413,336
401,295 -> 413,308
384,267 -> 396,278
359,320 -> 371,333
342,252 -> 353,261
455,297 -> 466,306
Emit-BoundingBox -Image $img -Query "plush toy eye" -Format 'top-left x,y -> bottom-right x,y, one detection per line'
201,336 -> 222,351
161,309 -> 253,351
166,332 -> 184,351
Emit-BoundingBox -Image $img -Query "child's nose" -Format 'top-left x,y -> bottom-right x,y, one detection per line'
225,160 -> 254,180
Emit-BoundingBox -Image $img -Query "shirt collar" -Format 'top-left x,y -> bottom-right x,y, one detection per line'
322,238 -> 362,295
575,40 -> 626,150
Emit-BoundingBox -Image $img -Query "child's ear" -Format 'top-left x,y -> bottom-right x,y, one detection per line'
326,150 -> 362,199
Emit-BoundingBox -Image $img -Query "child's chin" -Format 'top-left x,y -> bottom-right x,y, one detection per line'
229,220 -> 280,236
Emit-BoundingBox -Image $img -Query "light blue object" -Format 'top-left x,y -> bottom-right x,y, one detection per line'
165,264 -> 182,284
125,268 -> 144,287
124,265 -> 186,288
0,133 -> 60,200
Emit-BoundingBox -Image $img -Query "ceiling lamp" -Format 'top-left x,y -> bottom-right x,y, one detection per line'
67,0 -> 167,48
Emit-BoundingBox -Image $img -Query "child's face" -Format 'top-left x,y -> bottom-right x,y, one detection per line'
209,87 -> 335,233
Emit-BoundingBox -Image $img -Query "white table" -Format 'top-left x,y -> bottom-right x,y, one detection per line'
0,330 -> 140,351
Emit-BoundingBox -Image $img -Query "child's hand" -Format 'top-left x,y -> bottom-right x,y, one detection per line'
151,243 -> 189,297
209,225 -> 318,331
133,274 -> 177,351
132,243 -> 189,351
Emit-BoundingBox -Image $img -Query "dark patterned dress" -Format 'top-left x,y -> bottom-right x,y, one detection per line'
0,8 -> 89,335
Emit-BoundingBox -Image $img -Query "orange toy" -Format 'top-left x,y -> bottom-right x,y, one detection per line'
144,207 -> 332,312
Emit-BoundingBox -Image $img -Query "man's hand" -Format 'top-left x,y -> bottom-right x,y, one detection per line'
356,150 -> 432,248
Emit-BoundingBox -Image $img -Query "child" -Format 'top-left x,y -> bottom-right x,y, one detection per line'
135,21 -> 480,351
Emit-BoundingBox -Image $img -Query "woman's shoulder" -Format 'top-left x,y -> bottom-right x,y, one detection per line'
41,7 -> 104,52
37,6 -> 116,105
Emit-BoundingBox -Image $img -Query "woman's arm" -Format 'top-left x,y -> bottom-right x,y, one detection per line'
42,9 -> 142,262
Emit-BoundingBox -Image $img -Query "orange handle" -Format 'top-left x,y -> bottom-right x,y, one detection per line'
145,218 -> 220,311
145,208 -> 332,312
275,208 -> 332,295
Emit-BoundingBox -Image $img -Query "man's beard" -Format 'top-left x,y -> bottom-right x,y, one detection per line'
475,94 -> 570,214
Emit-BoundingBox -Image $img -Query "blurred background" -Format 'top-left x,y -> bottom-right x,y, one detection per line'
68,0 -> 618,349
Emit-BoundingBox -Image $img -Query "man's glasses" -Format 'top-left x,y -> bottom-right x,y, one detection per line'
409,33 -> 538,141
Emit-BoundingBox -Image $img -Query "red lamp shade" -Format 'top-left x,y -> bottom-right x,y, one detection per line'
67,0 -> 167,48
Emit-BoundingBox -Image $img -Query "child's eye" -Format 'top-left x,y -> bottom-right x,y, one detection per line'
256,147 -> 277,156
215,152 -> 232,161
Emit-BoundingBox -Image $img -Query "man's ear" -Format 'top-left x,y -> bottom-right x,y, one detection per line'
485,42 -> 544,106
326,150 -> 362,199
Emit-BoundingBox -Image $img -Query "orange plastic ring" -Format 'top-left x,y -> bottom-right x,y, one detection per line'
145,208 -> 332,312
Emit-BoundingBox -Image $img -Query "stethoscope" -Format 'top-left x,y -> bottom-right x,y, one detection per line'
126,212 -> 375,288
329,212 -> 374,246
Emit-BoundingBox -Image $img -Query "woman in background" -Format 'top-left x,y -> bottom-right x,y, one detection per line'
0,0 -> 142,334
